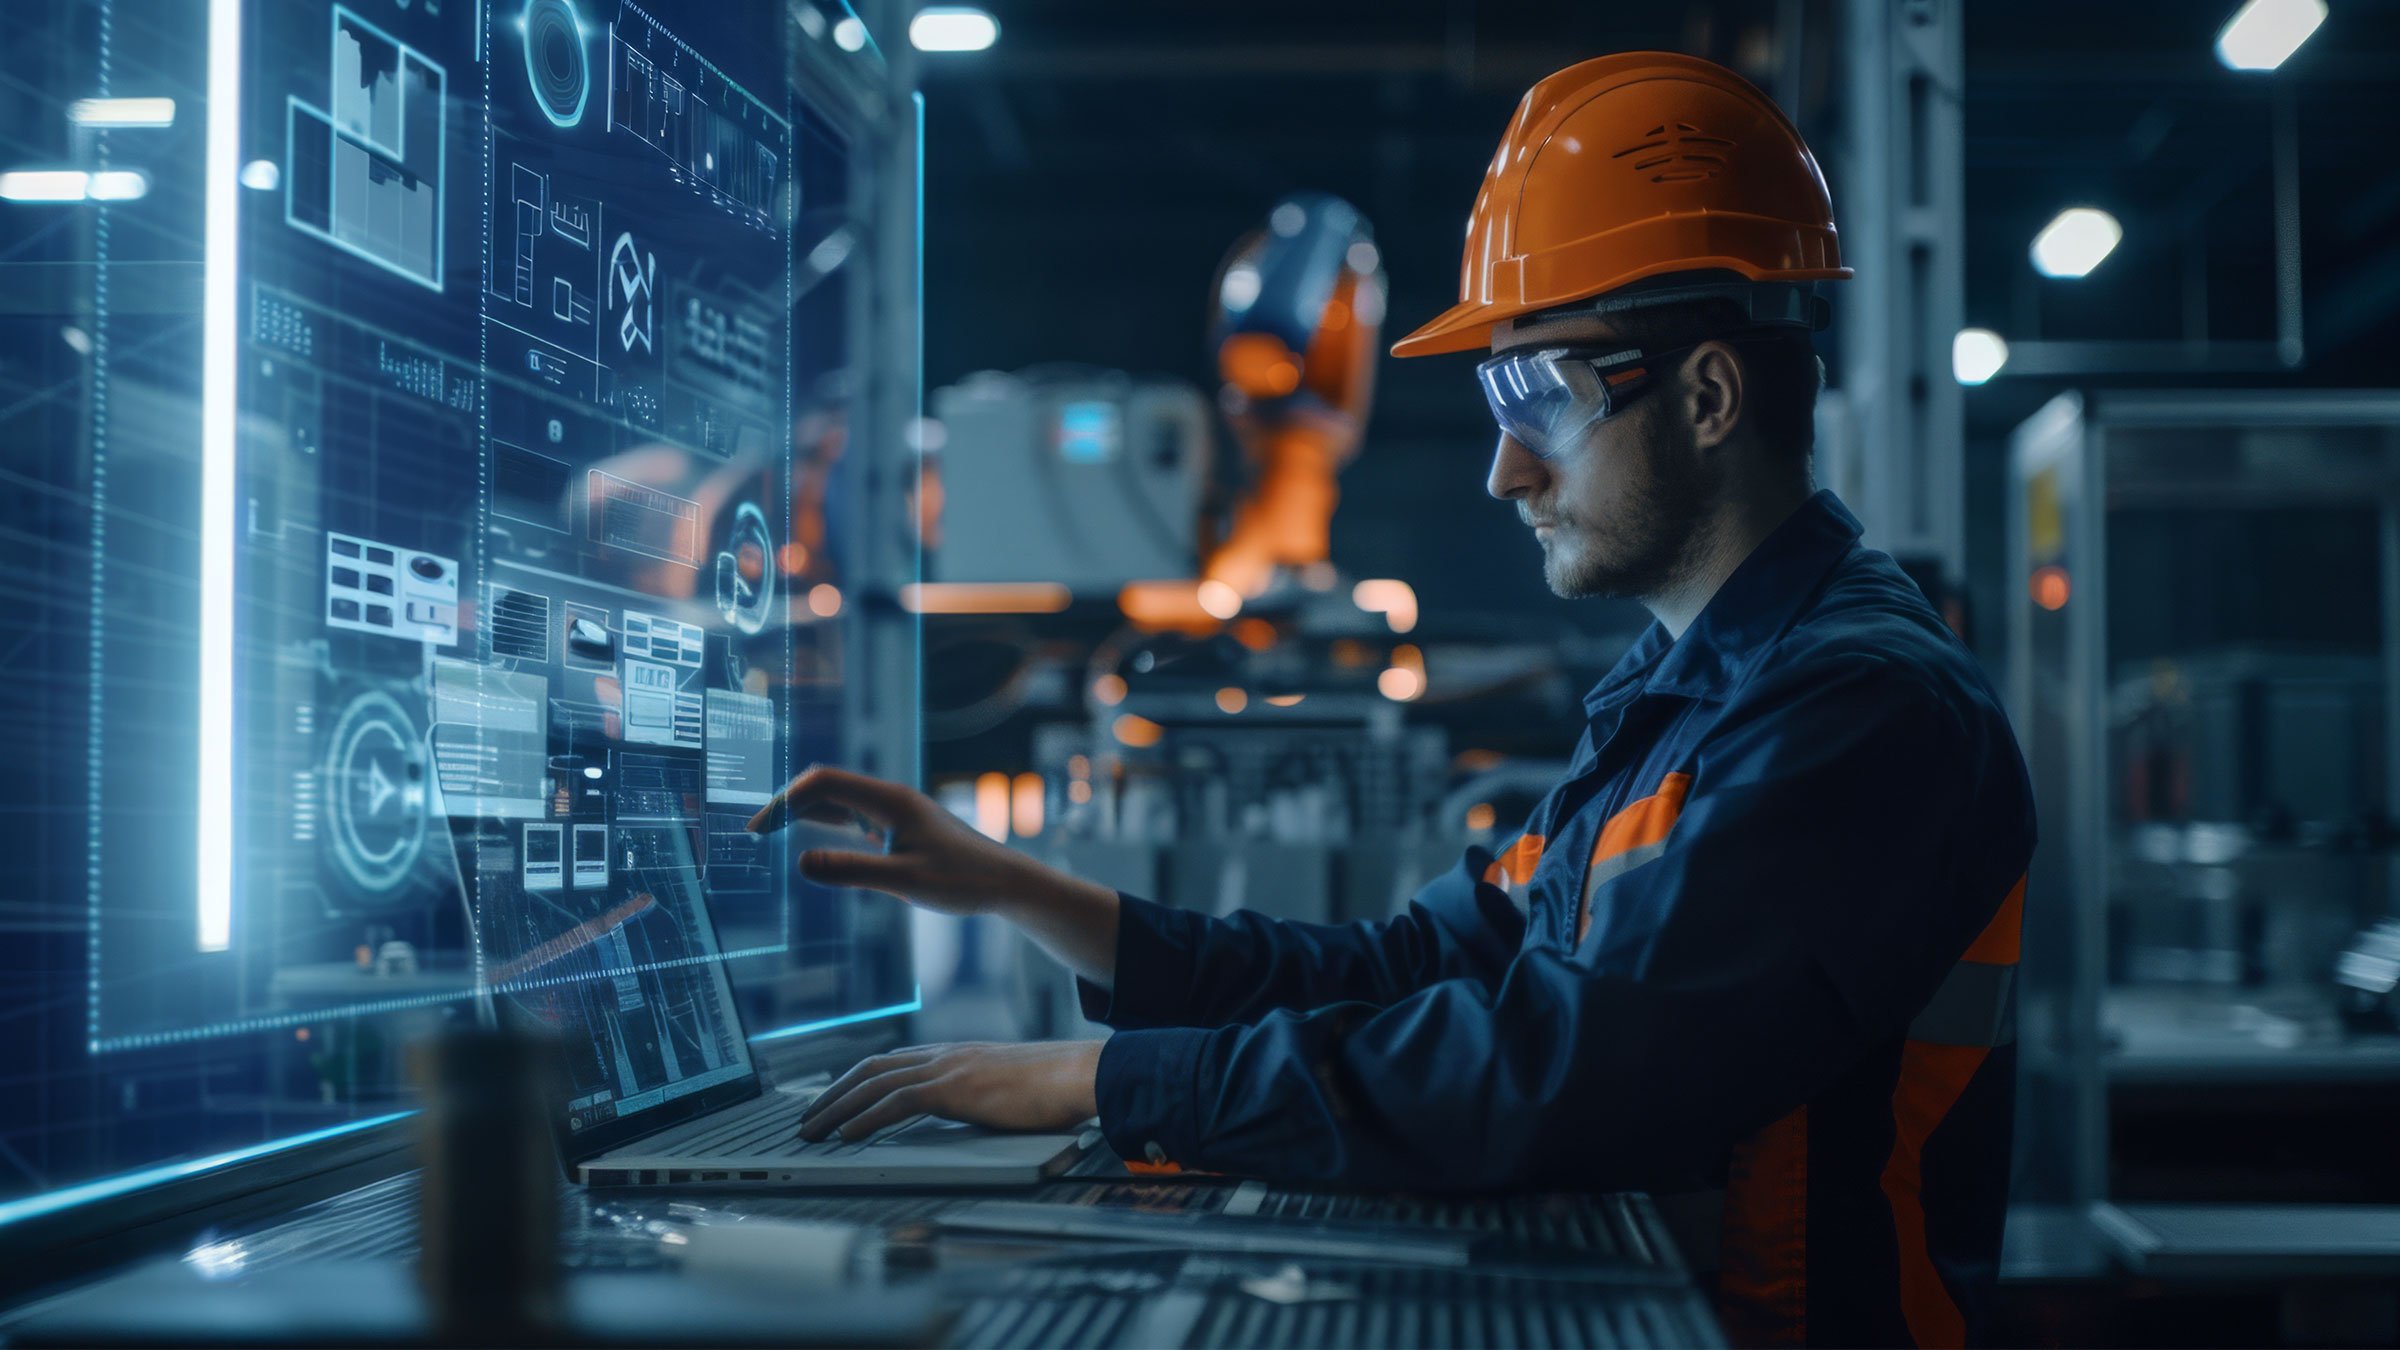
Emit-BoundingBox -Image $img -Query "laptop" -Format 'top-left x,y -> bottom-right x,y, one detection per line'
452,772 -> 1089,1191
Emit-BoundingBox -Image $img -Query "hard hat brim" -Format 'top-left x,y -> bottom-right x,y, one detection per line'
1391,258 -> 1854,359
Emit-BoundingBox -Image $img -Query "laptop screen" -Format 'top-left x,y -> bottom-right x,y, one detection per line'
462,805 -> 758,1140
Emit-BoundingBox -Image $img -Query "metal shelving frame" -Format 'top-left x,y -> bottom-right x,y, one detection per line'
2006,389 -> 2400,1209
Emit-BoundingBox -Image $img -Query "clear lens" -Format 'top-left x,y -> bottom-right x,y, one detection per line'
1476,349 -> 1608,458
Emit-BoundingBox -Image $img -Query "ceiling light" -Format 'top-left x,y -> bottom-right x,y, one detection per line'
69,97 -> 176,128
86,170 -> 148,201
910,6 -> 998,52
2216,0 -> 2327,71
0,170 -> 90,202
1,168 -> 149,202
1952,329 -> 2010,385
2030,207 -> 2122,279
831,16 -> 868,52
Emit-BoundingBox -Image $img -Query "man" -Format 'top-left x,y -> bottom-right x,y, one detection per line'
752,52 -> 2034,1348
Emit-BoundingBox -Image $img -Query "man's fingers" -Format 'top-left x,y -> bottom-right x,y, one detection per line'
797,848 -> 916,895
833,1083 -> 937,1143
748,765 -> 921,835
798,1063 -> 940,1141
804,1048 -> 941,1122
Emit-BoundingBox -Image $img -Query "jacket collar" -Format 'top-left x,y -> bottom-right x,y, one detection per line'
1583,489 -> 1864,717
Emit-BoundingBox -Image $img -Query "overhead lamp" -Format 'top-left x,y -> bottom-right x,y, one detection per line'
909,6 -> 998,52
831,15 -> 868,52
0,169 -> 148,202
2215,0 -> 2327,71
2030,207 -> 2121,279
86,170 -> 149,201
1952,328 -> 2010,385
0,170 -> 92,201
69,97 -> 176,127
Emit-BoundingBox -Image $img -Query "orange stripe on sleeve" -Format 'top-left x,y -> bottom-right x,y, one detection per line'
1959,875 -> 2025,966
1881,1041 -> 1989,1349
1718,1104 -> 1810,1347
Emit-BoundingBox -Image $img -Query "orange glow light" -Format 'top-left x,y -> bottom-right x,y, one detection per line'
1231,617 -> 1276,651
974,772 -> 1009,842
778,542 -> 810,573
1011,773 -> 1045,839
1264,693 -> 1305,707
1112,714 -> 1164,749
1116,580 -> 1219,634
2031,565 -> 2071,612
901,582 -> 1071,614
1378,666 -> 1424,701
1216,687 -> 1249,714
1067,754 -> 1091,779
1465,802 -> 1497,832
1092,673 -> 1127,707
1067,779 -> 1092,805
808,583 -> 843,617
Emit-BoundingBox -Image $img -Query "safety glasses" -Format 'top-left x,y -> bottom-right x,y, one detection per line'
1473,342 -> 1697,460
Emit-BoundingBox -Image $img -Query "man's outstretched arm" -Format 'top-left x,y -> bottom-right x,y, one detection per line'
751,766 -> 1526,1019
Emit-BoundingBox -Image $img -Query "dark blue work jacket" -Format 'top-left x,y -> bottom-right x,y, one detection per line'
1084,491 -> 2035,1348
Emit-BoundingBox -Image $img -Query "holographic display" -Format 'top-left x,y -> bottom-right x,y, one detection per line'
84,0 -> 914,1108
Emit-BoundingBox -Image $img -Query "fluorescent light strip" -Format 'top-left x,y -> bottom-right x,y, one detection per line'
0,169 -> 148,202
909,6 -> 999,52
69,96 -> 177,128
0,1113 -> 411,1230
198,0 -> 241,952
746,998 -> 918,1044
0,170 -> 92,201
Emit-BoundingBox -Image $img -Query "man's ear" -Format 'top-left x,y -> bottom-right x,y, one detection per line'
1681,342 -> 1745,452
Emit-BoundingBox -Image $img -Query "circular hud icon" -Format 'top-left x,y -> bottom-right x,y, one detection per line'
715,500 -> 776,636
325,688 -> 431,902
523,0 -> 590,129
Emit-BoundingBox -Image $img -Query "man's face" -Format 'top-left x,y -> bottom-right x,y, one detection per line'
1483,321 -> 1713,601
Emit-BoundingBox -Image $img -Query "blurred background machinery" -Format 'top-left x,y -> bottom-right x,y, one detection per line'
2010,391 -> 2400,1219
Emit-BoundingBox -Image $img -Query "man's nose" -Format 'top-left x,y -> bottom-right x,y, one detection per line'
1487,434 -> 1548,502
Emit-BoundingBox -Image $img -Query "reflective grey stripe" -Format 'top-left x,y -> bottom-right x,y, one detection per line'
1908,960 -> 2017,1047
1581,839 -> 1668,909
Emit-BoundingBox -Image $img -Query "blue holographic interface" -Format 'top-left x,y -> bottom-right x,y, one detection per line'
4,0 -> 916,1215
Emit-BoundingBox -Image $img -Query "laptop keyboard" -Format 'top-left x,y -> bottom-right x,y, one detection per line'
665,1088 -> 947,1160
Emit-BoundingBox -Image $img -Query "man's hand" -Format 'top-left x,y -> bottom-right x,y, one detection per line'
797,1041 -> 1102,1143
748,766 -> 1124,985
747,766 -> 1028,917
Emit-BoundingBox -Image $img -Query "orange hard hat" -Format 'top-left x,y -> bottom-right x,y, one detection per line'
1392,52 -> 1852,359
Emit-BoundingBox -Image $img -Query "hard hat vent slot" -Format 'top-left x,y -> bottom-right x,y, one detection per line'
1616,122 -> 1734,183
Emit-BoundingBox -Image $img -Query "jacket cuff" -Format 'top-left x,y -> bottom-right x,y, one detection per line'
1093,1026 -> 1209,1169
1075,893 -> 1207,1029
